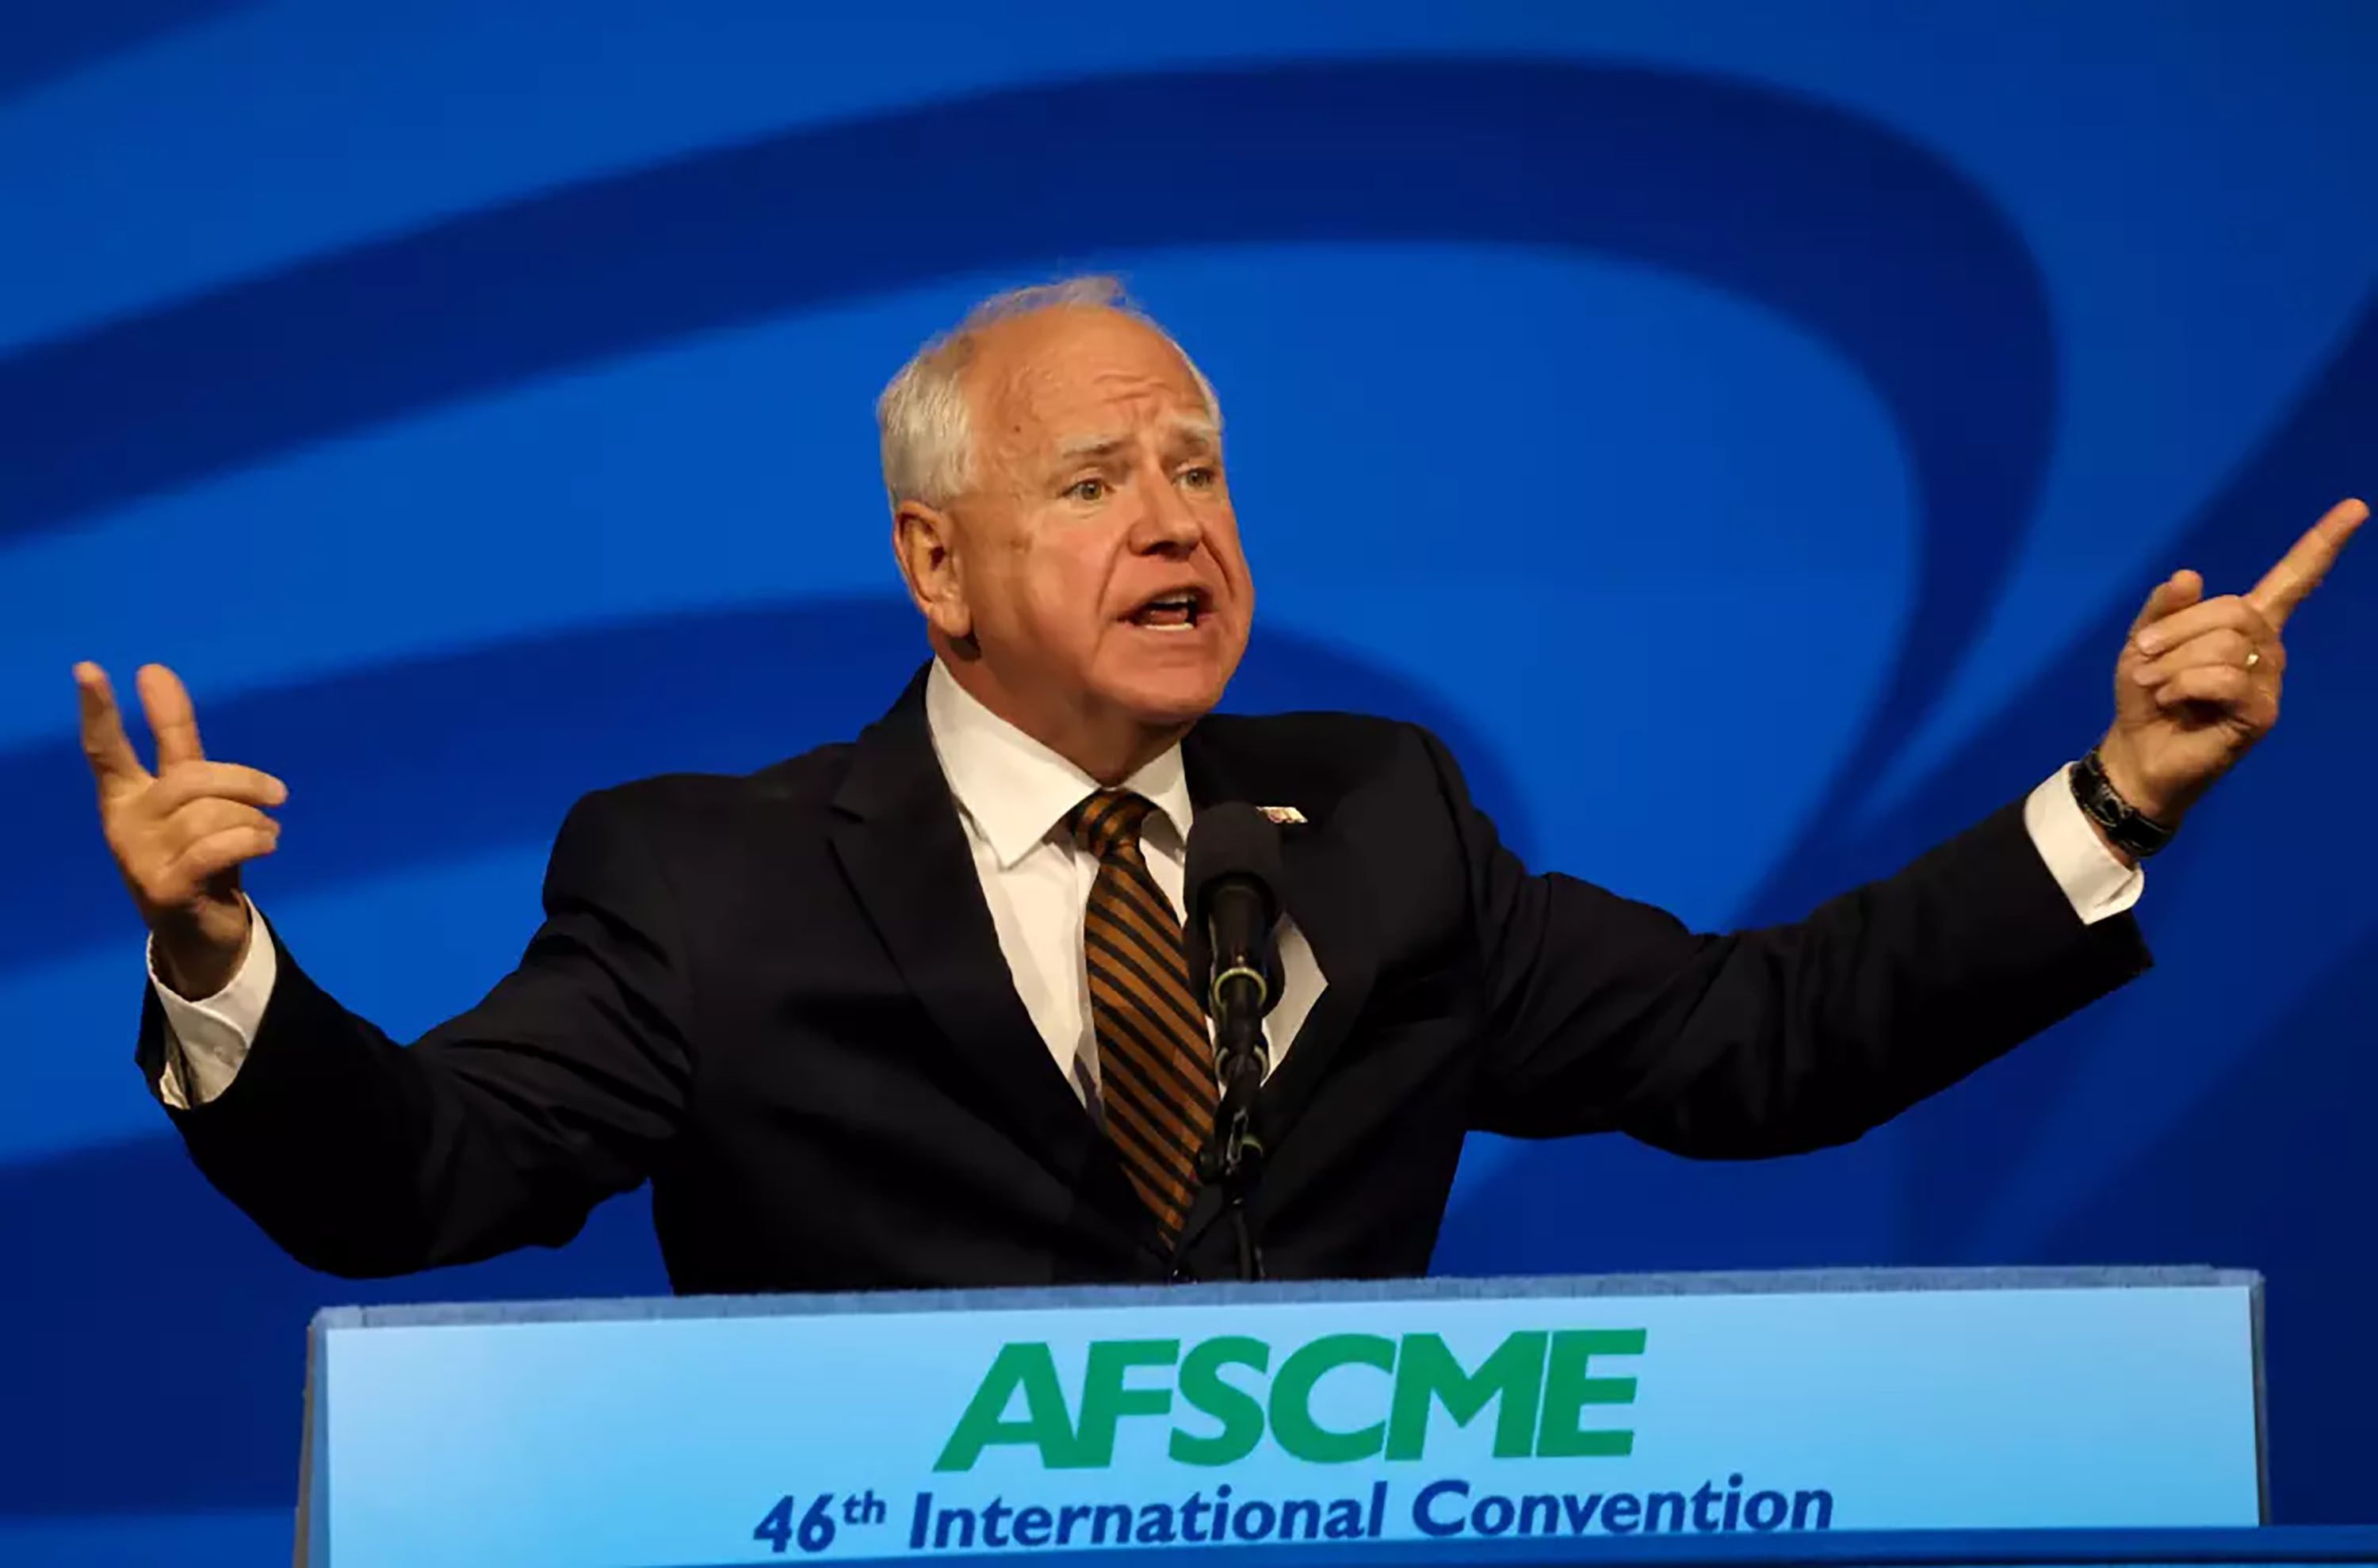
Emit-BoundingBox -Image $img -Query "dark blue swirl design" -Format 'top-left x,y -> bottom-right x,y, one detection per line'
5,52 -> 2374,1526
0,0 -> 245,103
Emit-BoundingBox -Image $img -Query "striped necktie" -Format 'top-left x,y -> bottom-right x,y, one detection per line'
1069,789 -> 1217,1238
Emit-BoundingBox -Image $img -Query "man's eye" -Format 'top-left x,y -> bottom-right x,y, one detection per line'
1179,465 -> 1218,490
1066,477 -> 1108,503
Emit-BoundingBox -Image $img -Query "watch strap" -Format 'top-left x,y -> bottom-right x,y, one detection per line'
2068,748 -> 2176,859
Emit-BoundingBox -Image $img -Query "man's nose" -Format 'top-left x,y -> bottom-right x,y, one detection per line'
1133,469 -> 1204,554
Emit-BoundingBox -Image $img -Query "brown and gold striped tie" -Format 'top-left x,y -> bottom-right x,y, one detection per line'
1069,789 -> 1217,1238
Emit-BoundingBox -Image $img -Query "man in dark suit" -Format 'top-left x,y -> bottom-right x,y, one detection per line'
76,279 -> 2362,1289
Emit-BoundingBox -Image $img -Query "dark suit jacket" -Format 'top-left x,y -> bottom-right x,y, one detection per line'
143,670 -> 2151,1290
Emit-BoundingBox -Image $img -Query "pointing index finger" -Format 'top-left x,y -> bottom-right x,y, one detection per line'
75,663 -> 149,792
2248,498 -> 2368,629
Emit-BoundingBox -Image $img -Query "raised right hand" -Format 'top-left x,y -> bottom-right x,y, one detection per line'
77,663 -> 286,999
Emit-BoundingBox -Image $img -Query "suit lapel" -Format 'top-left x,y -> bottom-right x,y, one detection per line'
827,670 -> 1148,1237
1258,824 -> 1380,1145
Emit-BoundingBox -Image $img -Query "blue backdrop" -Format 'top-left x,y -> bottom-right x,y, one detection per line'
3,3 -> 2374,1559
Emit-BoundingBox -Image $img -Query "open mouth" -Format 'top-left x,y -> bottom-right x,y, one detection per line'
1126,587 -> 1210,631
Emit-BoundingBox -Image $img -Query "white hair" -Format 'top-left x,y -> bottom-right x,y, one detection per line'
876,276 -> 1223,509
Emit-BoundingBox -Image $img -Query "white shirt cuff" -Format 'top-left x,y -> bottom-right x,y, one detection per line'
2024,767 -> 2145,925
149,898 -> 277,1109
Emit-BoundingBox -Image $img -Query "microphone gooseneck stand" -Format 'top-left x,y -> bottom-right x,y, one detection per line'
1201,963 -> 1271,1282
1183,803 -> 1288,1284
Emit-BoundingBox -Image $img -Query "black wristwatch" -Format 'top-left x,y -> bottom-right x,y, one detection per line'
2068,748 -> 2176,859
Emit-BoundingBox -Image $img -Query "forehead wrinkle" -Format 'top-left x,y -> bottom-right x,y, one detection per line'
961,308 -> 1215,489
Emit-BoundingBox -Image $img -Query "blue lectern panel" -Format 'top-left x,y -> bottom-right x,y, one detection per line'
304,1270 -> 2263,1566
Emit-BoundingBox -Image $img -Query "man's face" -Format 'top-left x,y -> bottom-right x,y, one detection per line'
916,307 -> 1254,766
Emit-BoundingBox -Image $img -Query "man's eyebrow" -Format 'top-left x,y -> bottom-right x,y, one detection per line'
1166,418 -> 1221,453
1053,434 -> 1131,465
1051,418 -> 1221,468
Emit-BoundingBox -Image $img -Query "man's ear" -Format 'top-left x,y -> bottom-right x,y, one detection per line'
892,501 -> 973,642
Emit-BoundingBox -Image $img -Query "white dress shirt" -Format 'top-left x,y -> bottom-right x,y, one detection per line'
919,662 -> 1325,1103
151,664 -> 2141,1108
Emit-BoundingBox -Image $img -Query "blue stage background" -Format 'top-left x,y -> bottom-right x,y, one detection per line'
3,3 -> 2373,1558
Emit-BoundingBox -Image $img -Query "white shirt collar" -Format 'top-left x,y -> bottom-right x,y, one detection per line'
923,660 -> 1192,870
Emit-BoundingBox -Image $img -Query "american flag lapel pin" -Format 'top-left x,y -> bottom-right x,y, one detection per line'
1257,805 -> 1308,826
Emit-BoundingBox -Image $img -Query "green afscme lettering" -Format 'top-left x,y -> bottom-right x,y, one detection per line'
1536,1329 -> 1646,1457
934,1341 -> 1084,1471
1170,1336 -> 1269,1467
1271,1333 -> 1396,1463
1386,1332 -> 1546,1460
938,1324 -> 1646,1471
1072,1339 -> 1179,1467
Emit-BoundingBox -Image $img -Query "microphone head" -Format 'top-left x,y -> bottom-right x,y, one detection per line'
1185,802 -> 1284,927
1184,804 -> 1286,1015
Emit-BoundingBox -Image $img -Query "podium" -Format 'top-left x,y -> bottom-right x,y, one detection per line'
294,1267 -> 2348,1566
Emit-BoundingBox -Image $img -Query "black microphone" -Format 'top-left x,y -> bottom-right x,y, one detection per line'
1184,804 -> 1285,1026
1183,805 -> 1285,1202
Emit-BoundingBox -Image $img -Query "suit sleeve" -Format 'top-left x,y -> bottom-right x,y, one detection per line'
1423,729 -> 2154,1155
136,789 -> 693,1276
